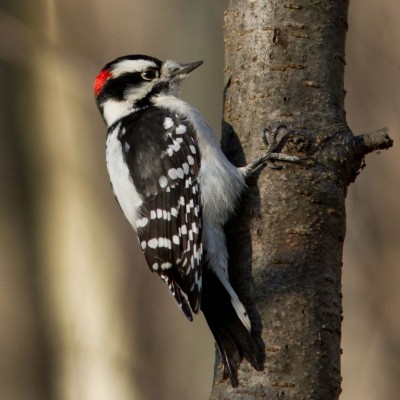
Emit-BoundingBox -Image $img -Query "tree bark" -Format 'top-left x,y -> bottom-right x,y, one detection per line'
211,1 -> 393,399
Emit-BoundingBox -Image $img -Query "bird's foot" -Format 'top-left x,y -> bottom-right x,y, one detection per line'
239,125 -> 305,179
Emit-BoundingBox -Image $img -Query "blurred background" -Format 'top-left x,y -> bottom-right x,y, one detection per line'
0,1 -> 398,399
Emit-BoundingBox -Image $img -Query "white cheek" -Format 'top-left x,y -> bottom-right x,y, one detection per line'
103,100 -> 134,126
102,82 -> 157,127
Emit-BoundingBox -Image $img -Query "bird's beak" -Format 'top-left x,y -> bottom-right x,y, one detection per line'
177,60 -> 203,75
167,60 -> 203,79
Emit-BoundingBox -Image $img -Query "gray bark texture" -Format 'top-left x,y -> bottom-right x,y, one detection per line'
211,0 -> 393,399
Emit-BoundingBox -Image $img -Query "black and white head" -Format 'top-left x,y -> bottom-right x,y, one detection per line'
94,54 -> 203,126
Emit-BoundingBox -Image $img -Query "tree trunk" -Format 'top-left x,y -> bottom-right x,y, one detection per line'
211,1 -> 393,398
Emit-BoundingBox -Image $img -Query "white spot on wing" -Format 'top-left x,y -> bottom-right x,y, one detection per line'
192,223 -> 199,234
168,168 -> 178,179
182,163 -> 189,175
163,117 -> 174,129
159,175 -> 168,188
172,142 -> 180,151
176,125 -> 187,134
172,235 -> 180,245
189,145 -> 196,154
161,262 -> 172,270
187,155 -> 194,165
148,238 -> 158,249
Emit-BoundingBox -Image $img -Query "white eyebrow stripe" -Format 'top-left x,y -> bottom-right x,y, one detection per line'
111,60 -> 158,77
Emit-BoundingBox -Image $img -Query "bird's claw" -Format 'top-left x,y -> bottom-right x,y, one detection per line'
261,125 -> 304,169
240,125 -> 305,179
262,125 -> 288,152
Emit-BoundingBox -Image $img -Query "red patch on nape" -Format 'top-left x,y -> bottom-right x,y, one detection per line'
94,69 -> 112,97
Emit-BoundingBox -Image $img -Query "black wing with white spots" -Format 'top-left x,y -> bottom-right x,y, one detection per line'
118,107 -> 203,320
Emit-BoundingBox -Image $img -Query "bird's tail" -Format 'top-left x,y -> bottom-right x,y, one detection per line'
201,267 -> 264,387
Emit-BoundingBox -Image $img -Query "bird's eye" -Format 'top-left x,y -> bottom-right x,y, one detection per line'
141,69 -> 159,81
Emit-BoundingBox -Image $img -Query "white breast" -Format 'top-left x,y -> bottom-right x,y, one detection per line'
106,125 -> 143,228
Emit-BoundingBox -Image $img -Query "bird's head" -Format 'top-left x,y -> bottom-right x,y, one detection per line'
94,55 -> 203,126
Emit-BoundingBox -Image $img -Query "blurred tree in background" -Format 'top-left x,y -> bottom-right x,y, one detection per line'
0,1 -> 398,399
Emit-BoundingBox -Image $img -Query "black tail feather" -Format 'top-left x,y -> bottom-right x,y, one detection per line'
201,268 -> 264,386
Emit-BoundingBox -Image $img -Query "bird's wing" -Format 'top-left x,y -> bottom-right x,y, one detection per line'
121,107 -> 203,319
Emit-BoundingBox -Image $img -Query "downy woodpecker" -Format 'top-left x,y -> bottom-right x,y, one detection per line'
94,55 -> 299,386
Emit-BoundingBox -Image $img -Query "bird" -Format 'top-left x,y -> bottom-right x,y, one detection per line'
94,54 -> 300,386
